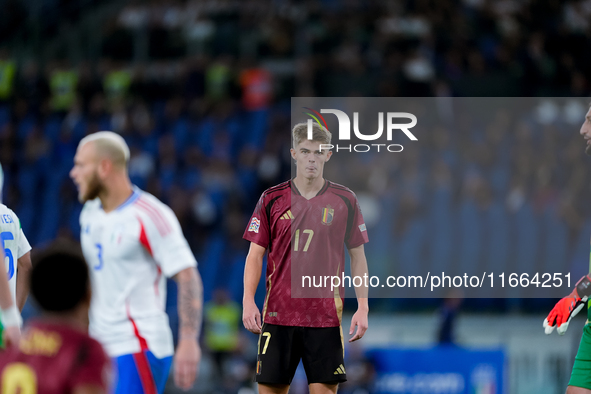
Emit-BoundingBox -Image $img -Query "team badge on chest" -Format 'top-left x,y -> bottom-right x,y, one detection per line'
321,205 -> 334,226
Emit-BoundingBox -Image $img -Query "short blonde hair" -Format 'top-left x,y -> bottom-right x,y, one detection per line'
78,131 -> 130,168
292,122 -> 332,148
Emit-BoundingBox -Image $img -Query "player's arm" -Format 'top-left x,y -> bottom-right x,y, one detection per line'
15,251 -> 32,311
173,266 -> 203,390
348,244 -> 369,342
0,248 -> 20,346
15,226 -> 32,312
243,242 -> 266,335
544,274 -> 591,335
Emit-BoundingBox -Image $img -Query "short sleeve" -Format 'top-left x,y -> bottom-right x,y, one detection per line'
139,200 -> 197,278
17,229 -> 31,259
69,338 -> 111,390
243,193 -> 270,249
345,196 -> 369,249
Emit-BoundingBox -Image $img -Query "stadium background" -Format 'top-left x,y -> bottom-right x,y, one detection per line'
1,0 -> 591,393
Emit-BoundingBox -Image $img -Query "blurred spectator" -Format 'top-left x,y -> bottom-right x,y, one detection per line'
204,288 -> 241,380
239,58 -> 272,111
206,56 -> 233,102
103,59 -> 133,108
437,290 -> 464,345
48,60 -> 78,114
0,48 -> 16,103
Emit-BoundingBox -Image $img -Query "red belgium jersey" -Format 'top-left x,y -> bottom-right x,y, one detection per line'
243,179 -> 368,327
0,320 -> 110,394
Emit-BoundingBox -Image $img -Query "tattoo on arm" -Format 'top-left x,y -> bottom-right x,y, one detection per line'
177,268 -> 203,340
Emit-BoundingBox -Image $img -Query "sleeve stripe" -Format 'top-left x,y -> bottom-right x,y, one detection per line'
138,218 -> 153,256
140,198 -> 173,233
136,198 -> 172,236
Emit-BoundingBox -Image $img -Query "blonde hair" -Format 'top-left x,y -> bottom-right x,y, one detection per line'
292,122 -> 332,148
78,131 -> 130,168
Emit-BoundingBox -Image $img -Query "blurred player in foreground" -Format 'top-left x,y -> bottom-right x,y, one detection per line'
0,162 -> 33,346
243,122 -> 369,394
70,132 -> 203,393
545,104 -> 591,393
0,251 -> 110,393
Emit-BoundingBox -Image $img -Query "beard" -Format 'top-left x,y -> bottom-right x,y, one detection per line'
78,171 -> 102,203
586,144 -> 591,156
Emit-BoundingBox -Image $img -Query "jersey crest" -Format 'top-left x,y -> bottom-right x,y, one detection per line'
321,205 -> 334,226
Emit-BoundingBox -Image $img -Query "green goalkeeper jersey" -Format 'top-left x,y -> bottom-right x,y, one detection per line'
588,247 -> 591,321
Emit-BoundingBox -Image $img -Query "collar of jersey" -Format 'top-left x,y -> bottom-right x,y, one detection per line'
290,178 -> 329,198
117,187 -> 141,211
99,187 -> 140,212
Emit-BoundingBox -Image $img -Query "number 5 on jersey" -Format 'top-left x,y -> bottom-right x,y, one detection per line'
293,229 -> 314,252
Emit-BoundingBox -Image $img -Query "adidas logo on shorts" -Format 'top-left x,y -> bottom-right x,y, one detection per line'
334,364 -> 346,375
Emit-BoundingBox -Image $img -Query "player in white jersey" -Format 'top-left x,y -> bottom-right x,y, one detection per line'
0,163 -> 3,203
0,163 -> 32,347
0,204 -> 32,312
70,132 -> 202,393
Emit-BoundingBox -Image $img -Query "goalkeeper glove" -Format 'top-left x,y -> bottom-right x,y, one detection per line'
544,274 -> 591,335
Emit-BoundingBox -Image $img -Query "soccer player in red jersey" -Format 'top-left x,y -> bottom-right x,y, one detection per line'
243,122 -> 369,394
0,251 -> 111,394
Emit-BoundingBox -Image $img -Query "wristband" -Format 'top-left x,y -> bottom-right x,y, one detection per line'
576,275 -> 591,299
1,305 -> 22,328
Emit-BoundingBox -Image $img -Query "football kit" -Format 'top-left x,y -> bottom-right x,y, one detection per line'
0,204 -> 32,335
243,179 -> 368,384
80,187 -> 197,393
567,263 -> 591,389
0,320 -> 111,393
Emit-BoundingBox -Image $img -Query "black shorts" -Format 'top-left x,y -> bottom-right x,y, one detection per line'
255,323 -> 347,385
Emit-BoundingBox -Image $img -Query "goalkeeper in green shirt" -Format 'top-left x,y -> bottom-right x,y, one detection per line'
545,105 -> 591,393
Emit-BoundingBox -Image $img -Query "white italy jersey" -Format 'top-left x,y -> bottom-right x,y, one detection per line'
0,204 -> 31,308
80,188 -> 197,358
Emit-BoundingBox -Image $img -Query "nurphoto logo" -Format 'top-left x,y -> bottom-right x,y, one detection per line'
303,107 -> 418,153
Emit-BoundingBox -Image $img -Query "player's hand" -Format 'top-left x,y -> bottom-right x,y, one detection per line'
243,299 -> 262,334
349,308 -> 368,342
544,275 -> 591,335
2,326 -> 20,348
174,338 -> 200,391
